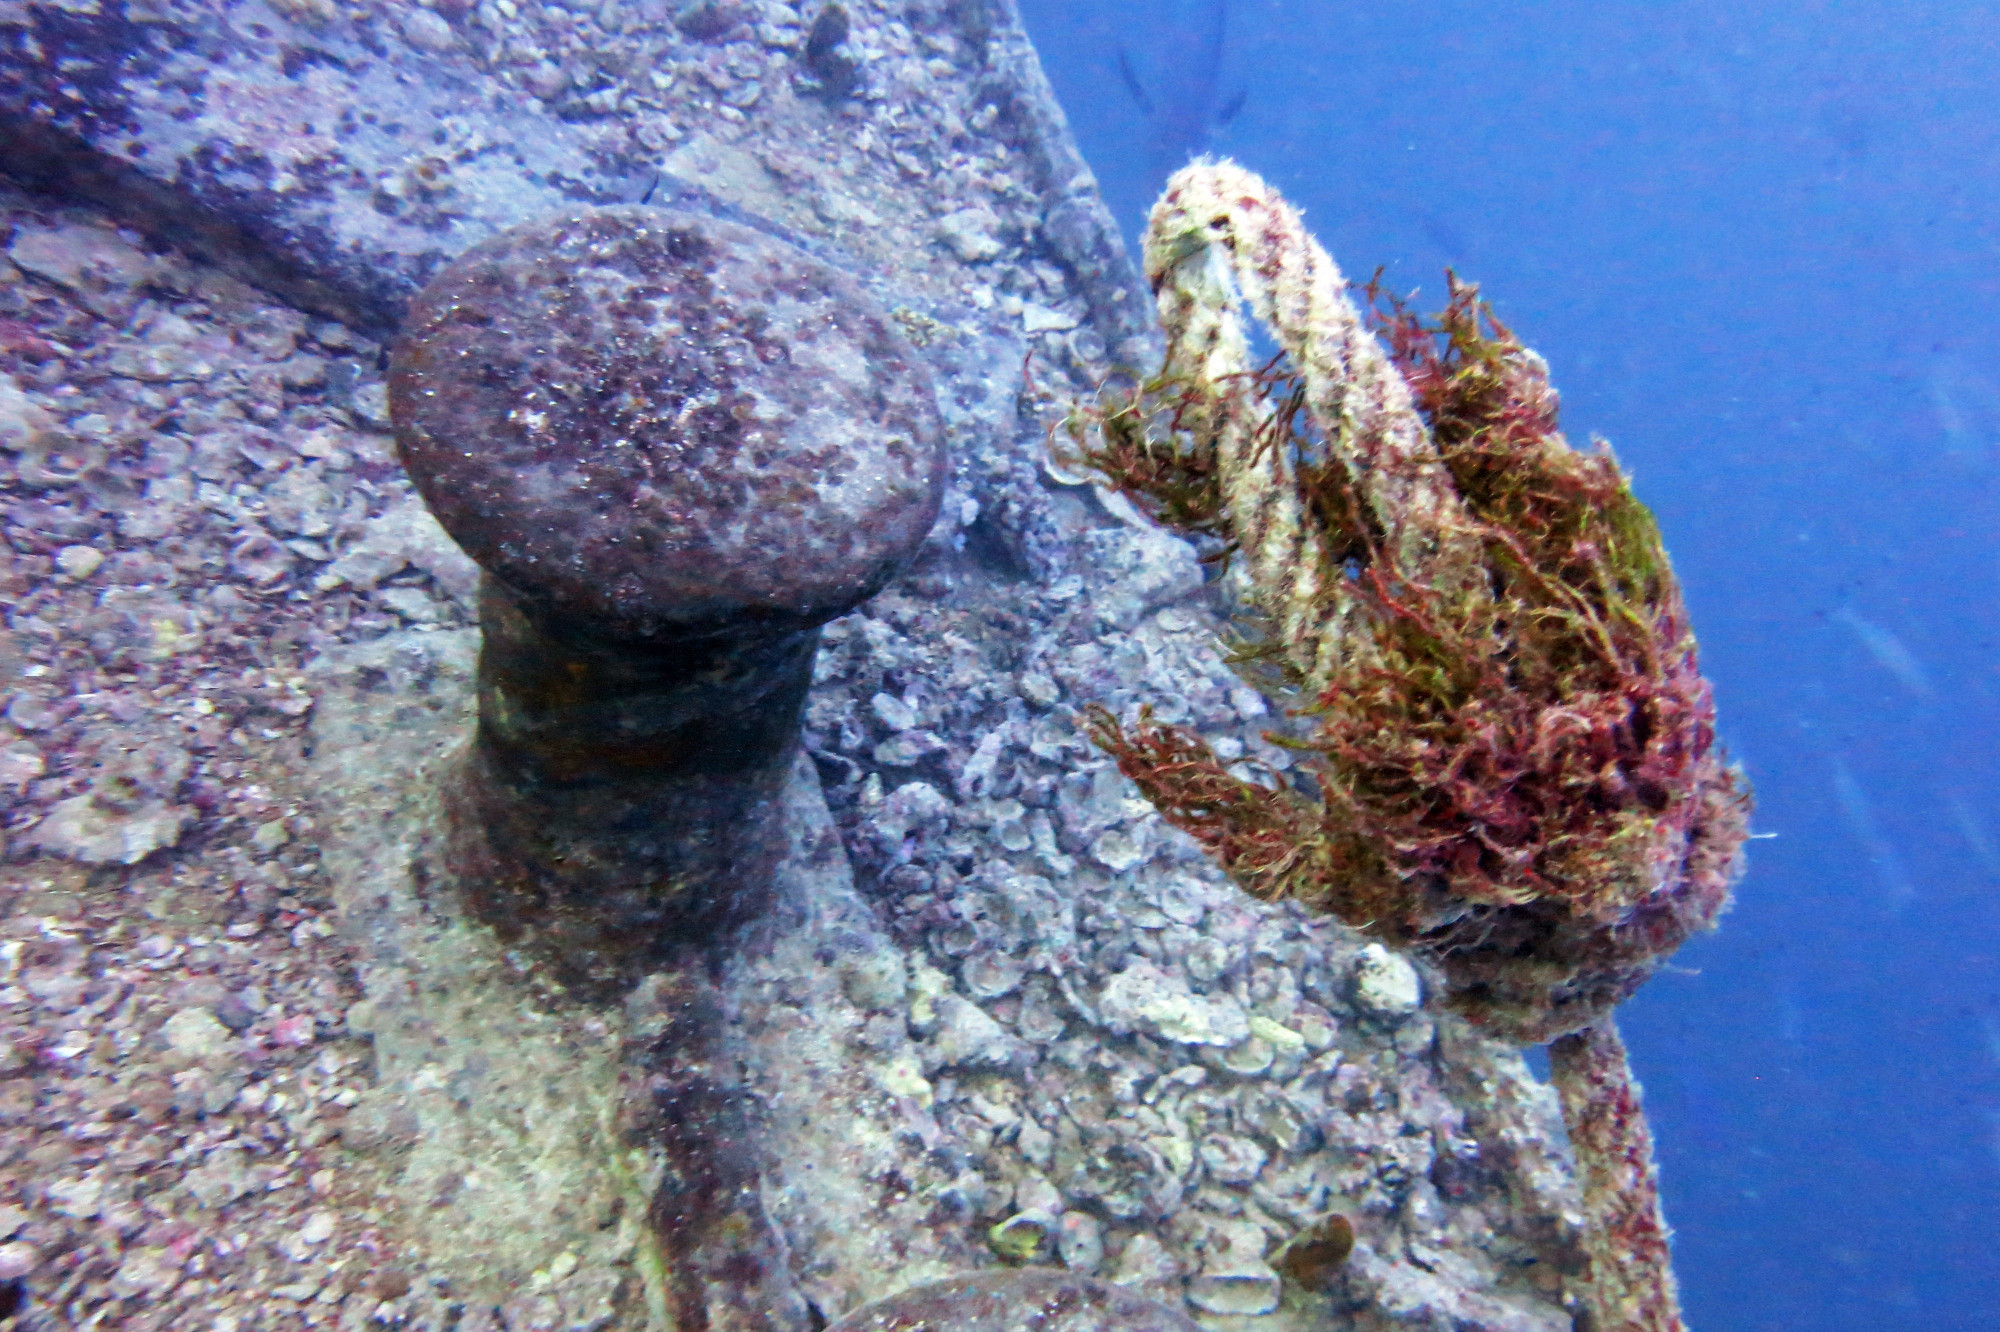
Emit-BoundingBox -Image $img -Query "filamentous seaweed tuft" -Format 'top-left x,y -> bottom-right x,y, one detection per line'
1061,159 -> 1751,1332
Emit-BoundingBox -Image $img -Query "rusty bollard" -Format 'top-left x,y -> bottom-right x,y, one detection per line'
388,206 -> 945,992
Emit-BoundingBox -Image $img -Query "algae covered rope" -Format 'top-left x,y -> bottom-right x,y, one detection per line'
1551,1021 -> 1687,1332
1059,160 -> 1751,1332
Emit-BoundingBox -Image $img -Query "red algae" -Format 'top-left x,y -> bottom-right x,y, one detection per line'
1062,160 -> 1751,1332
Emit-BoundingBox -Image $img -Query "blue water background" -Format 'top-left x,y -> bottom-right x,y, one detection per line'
1017,2 -> 2000,1328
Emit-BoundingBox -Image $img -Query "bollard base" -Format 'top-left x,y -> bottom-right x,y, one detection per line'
307,629 -> 989,1330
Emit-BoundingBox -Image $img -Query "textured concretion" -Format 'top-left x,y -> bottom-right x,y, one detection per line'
390,206 -> 946,642
824,1272 -> 1202,1332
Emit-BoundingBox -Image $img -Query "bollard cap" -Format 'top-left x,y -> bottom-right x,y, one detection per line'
390,206 -> 945,642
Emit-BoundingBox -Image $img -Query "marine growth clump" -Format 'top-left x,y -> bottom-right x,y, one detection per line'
1062,161 -> 1750,1332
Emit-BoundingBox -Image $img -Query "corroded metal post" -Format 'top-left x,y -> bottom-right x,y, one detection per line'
388,205 -> 945,993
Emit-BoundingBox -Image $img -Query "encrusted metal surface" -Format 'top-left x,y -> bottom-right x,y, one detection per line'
391,206 -> 946,643
0,3 -> 1590,1329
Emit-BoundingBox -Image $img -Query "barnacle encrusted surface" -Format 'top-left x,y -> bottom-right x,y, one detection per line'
823,1270 -> 1202,1332
0,10 -> 1591,1329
